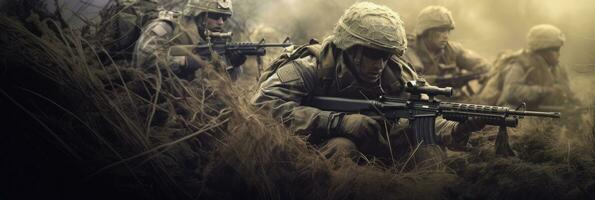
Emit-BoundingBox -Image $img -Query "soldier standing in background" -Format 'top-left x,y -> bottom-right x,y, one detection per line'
402,6 -> 489,101
133,0 -> 246,81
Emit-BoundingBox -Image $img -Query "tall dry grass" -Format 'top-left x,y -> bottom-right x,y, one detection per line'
1,9 -> 458,200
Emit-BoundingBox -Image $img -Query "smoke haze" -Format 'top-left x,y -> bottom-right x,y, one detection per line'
234,0 -> 595,99
31,0 -> 595,99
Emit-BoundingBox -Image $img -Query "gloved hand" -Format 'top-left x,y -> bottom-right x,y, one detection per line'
451,117 -> 486,144
184,55 -> 203,71
227,50 -> 247,67
338,114 -> 381,145
459,117 -> 486,132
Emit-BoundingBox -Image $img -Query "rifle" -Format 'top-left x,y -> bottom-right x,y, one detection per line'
168,37 -> 293,58
307,80 -> 561,157
423,70 -> 487,89
168,37 -> 293,79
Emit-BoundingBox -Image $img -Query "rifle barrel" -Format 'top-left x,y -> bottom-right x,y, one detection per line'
508,110 -> 561,118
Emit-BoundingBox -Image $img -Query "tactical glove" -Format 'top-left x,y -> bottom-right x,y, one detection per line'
451,117 -> 486,145
227,50 -> 247,67
338,114 -> 381,146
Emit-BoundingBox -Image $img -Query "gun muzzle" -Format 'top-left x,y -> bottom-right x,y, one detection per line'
508,110 -> 561,118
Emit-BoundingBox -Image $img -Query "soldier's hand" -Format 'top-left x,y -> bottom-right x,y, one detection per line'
450,117 -> 486,145
227,50 -> 247,67
454,117 -> 486,134
465,117 -> 487,132
339,114 -> 381,145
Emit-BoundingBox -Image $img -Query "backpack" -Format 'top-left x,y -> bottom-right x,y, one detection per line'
475,50 -> 522,104
100,1 -> 161,61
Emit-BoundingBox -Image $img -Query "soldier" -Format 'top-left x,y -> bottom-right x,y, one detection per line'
402,6 -> 489,101
252,2 -> 485,166
477,24 -> 576,110
133,0 -> 246,81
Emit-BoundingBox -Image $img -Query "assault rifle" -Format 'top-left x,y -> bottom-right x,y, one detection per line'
422,64 -> 488,96
423,70 -> 487,89
168,37 -> 292,79
307,80 -> 561,156
168,37 -> 293,58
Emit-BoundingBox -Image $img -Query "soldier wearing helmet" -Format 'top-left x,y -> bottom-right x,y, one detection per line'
402,6 -> 489,101
133,0 -> 246,81
477,24 -> 576,110
251,2 -> 485,165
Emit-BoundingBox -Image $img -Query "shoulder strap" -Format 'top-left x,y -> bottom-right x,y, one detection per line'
257,39 -> 322,84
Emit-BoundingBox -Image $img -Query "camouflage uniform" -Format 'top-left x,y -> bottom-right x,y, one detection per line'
252,2 -> 481,164
477,24 -> 574,110
133,0 -> 244,81
402,6 -> 489,100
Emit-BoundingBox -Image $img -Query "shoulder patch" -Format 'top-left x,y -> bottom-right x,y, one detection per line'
150,21 -> 173,37
276,64 -> 301,83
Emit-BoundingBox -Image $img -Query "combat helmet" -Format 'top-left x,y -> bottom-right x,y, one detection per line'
332,2 -> 407,55
413,6 -> 455,36
183,0 -> 233,17
526,24 -> 565,51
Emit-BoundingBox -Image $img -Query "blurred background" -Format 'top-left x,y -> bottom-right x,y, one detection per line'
237,0 -> 595,100
5,0 -> 594,98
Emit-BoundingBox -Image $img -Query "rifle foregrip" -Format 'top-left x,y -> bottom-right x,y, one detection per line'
442,113 -> 519,127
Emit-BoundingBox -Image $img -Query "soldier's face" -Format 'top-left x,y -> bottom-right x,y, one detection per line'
427,27 -> 451,51
204,13 -> 228,32
354,47 -> 391,83
538,47 -> 561,66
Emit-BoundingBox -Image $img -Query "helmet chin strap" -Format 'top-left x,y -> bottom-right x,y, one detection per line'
345,46 -> 370,82
201,13 -> 212,44
351,46 -> 363,69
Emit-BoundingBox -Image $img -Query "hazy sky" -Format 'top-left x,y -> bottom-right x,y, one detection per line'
35,0 -> 595,97
242,0 -> 595,64
237,0 -> 594,96
44,0 -> 595,66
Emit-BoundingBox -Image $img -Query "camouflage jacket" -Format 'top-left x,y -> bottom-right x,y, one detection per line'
133,15 -> 241,81
251,42 -> 472,158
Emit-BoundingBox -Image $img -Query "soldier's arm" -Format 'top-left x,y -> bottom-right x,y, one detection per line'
498,63 -> 550,105
556,65 -> 579,103
133,21 -> 195,77
251,58 -> 342,143
436,118 -> 481,150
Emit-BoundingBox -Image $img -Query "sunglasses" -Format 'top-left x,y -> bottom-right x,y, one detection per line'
361,48 -> 392,61
206,13 -> 229,21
